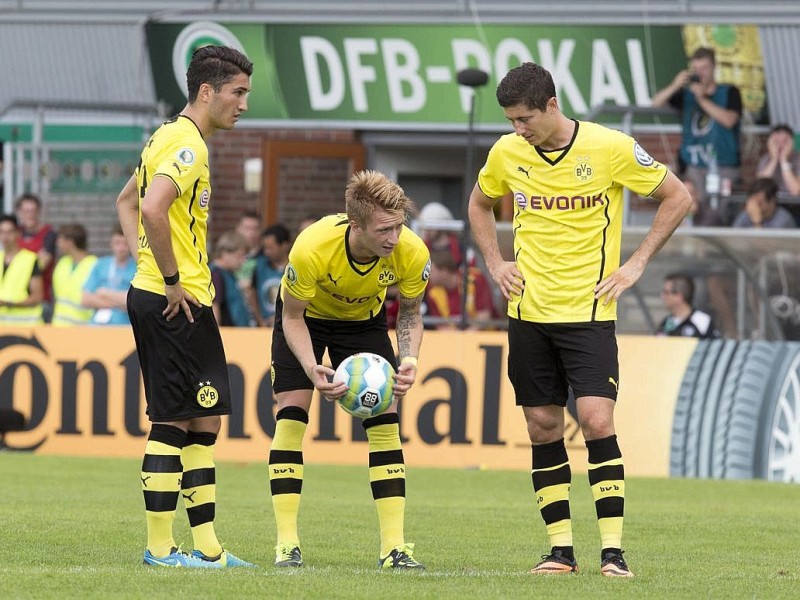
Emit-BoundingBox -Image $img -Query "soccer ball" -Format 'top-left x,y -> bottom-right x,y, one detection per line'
333,352 -> 395,419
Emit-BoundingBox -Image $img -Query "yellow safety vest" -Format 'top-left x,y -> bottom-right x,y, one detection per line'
51,254 -> 98,326
0,249 -> 44,325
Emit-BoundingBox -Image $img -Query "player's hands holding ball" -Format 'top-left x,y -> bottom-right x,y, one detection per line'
311,364 -> 348,400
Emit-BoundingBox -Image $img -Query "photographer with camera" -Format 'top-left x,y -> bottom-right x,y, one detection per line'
652,47 -> 742,208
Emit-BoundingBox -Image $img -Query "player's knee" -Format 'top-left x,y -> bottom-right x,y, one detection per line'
578,415 -> 614,440
525,416 -> 563,443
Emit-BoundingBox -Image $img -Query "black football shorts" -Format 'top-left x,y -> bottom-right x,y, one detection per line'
270,293 -> 397,394
127,287 -> 232,421
507,318 -> 619,406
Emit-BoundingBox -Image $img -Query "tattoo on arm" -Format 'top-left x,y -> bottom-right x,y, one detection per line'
396,294 -> 423,358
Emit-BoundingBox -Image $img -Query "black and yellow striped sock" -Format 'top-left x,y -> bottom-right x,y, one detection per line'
181,431 -> 223,558
142,424 -> 186,557
269,406 -> 308,546
364,412 -> 405,556
531,438 -> 573,554
586,435 -> 625,553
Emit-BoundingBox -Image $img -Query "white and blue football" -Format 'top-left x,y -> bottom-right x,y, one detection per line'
333,352 -> 395,419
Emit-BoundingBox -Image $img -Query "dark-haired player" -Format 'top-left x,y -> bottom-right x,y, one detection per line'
469,62 -> 691,578
117,45 -> 255,569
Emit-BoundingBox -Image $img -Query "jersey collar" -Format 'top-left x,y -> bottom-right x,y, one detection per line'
344,225 -> 380,275
176,114 -> 205,139
534,119 -> 580,166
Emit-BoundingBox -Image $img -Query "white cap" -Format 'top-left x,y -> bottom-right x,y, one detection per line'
418,202 -> 454,221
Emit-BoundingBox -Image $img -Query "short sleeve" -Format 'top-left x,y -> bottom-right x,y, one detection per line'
668,89 -> 683,111
726,86 -> 743,115
477,141 -> 511,199
610,131 -> 669,198
83,259 -> 103,293
282,241 -> 320,302
396,244 -> 431,300
153,139 -> 207,196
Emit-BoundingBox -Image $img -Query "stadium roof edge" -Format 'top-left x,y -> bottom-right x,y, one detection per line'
4,5 -> 800,26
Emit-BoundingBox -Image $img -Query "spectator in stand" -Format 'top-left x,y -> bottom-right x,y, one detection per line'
0,214 -> 44,325
234,212 -> 262,326
15,194 -> 57,320
424,249 -> 496,329
252,223 -> 291,327
655,273 -> 720,339
210,230 -> 253,327
417,202 -> 464,266
81,224 -> 136,325
732,178 -> 796,229
236,212 -> 261,254
682,177 -> 725,227
680,176 -> 733,337
51,223 -> 98,326
652,47 -> 742,202
756,124 -> 800,197
235,211 -> 261,285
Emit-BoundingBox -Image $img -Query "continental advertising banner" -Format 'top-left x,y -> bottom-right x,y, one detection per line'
0,327 -> 692,477
3,328 -> 795,481
145,21 -> 689,127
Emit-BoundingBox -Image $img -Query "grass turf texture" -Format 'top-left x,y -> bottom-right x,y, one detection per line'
1,454 -> 798,599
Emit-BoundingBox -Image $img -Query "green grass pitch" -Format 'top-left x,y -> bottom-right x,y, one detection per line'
1,453 -> 798,599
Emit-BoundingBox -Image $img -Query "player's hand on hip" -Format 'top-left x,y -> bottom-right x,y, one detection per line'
393,361 -> 417,400
489,261 -> 524,301
163,283 -> 201,322
595,261 -> 644,305
313,364 -> 347,401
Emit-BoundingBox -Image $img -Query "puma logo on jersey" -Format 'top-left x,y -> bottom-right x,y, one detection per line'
172,162 -> 186,175
517,165 -> 532,178
327,273 -> 341,286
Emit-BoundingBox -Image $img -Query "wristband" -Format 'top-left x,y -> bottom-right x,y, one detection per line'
401,356 -> 418,368
781,162 -> 792,172
163,272 -> 180,286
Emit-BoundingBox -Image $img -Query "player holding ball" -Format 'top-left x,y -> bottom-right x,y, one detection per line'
268,170 -> 431,570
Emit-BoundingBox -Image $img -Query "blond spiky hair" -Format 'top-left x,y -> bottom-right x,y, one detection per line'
345,170 -> 411,226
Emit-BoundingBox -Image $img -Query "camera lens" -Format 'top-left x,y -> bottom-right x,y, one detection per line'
689,74 -> 701,83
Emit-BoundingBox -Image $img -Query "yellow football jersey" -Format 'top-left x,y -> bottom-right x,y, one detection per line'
131,115 -> 214,305
282,214 -> 431,320
478,120 -> 668,323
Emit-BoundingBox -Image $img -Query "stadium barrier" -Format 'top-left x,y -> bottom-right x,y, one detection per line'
0,327 -> 796,481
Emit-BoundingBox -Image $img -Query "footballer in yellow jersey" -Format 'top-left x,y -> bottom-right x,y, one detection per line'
479,120 -> 668,323
116,46 -> 254,570
280,214 -> 430,321
132,115 -> 213,305
469,62 -> 691,579
268,170 -> 430,570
